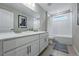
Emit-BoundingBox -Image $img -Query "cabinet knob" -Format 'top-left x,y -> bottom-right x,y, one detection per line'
27,45 -> 31,55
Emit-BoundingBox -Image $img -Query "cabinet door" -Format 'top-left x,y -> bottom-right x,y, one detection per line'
30,40 -> 39,56
3,39 -> 16,53
4,49 -> 16,56
44,38 -> 48,48
39,33 -> 48,53
15,45 -> 28,56
40,38 -> 45,53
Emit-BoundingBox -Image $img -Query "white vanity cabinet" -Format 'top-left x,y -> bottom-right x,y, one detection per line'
0,31 -> 48,56
3,35 -> 39,56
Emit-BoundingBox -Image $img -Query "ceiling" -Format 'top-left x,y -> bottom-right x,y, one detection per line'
39,3 -> 72,15
0,3 -> 38,17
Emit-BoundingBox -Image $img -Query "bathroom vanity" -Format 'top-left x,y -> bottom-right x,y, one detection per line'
0,31 -> 48,56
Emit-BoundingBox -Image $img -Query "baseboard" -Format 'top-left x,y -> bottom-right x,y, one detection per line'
73,45 -> 79,56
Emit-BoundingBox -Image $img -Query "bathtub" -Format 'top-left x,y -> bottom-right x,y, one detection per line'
49,35 -> 72,45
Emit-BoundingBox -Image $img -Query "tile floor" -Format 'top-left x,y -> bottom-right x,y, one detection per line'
40,44 -> 77,56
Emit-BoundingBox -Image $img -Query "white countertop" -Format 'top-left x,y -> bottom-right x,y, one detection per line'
0,31 -> 46,40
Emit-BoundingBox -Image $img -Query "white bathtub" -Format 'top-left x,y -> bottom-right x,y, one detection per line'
49,35 -> 72,45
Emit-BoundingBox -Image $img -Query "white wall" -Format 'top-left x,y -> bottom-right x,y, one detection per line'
0,8 -> 14,33
0,3 -> 47,33
72,3 -> 79,55
0,4 -> 34,33
35,4 -> 47,31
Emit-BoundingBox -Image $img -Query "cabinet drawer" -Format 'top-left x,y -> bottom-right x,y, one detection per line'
3,37 -> 27,52
40,38 -> 48,46
4,45 -> 28,56
26,35 -> 39,41
40,38 -> 46,44
40,33 -> 48,39
3,35 -> 39,52
16,35 -> 39,48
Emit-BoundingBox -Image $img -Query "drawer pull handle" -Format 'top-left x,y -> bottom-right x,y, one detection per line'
27,46 -> 29,55
30,45 -> 31,53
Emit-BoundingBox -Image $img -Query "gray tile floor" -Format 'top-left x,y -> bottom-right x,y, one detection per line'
40,45 -> 76,56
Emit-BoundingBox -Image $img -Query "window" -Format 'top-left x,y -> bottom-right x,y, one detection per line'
53,15 -> 67,21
